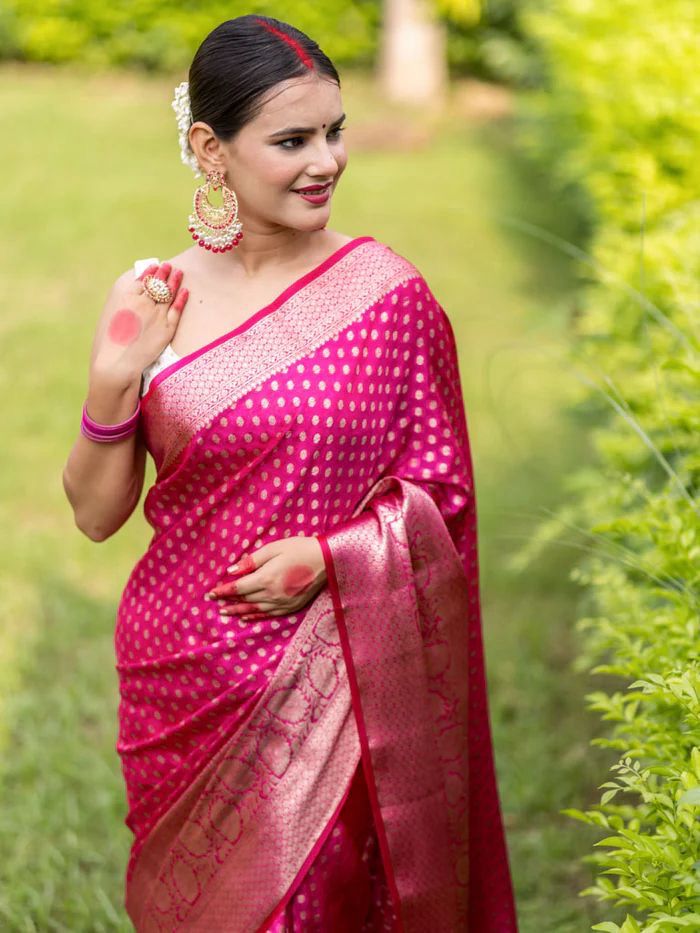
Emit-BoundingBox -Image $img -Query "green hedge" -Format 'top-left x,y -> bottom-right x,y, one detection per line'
512,1 -> 700,928
0,1 -> 381,69
446,0 -> 543,87
0,0 -> 535,83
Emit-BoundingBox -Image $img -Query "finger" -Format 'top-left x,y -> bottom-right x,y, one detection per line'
170,287 -> 189,315
225,568 -> 268,592
226,553 -> 258,575
162,269 -> 184,316
206,578 -> 266,599
218,602 -> 256,615
136,263 -> 159,282
155,262 -> 172,282
218,600 -> 272,616
166,267 -> 183,296
241,606 -> 287,621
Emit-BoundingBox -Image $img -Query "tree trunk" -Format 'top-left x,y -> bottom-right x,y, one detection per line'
378,0 -> 449,105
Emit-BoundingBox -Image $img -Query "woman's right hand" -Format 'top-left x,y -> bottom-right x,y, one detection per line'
91,261 -> 189,386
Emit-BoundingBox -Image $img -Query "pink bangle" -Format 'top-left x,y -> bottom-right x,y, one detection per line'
80,399 -> 141,443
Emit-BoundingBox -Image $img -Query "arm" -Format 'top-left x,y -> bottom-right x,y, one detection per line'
62,371 -> 148,542
62,271 -> 149,542
62,261 -> 188,541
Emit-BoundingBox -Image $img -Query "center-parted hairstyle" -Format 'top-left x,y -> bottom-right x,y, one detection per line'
189,15 -> 341,143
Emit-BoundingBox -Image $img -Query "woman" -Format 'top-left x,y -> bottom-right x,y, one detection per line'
62,14 -> 517,932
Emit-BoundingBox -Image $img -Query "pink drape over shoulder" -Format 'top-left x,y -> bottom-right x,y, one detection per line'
114,235 -> 518,930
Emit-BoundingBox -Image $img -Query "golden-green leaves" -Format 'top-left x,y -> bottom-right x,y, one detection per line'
517,0 -> 700,927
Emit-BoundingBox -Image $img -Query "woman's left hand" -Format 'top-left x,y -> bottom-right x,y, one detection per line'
205,535 -> 328,621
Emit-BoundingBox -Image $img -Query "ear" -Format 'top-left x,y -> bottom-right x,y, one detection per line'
189,121 -> 225,177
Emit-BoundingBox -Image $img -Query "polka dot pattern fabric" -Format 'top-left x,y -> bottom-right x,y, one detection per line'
115,237 -> 517,929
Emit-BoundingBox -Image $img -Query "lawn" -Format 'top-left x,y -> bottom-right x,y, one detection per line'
0,63 -> 609,930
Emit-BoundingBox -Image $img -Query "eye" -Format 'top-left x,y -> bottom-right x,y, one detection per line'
278,125 -> 347,150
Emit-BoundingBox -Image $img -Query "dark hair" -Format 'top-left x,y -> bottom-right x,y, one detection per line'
188,15 -> 341,143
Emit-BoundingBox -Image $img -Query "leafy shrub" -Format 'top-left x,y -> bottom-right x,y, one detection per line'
512,1 -> 700,928
0,0 -> 381,69
0,0 -> 540,86
446,0 -> 543,85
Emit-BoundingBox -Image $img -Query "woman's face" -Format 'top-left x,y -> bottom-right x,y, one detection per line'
191,72 -> 348,234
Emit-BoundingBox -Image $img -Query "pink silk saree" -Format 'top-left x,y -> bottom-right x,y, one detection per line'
115,235 -> 518,931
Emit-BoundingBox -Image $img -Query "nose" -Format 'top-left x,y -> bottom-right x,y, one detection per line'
308,138 -> 340,177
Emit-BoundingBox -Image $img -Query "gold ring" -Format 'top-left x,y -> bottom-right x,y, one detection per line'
142,275 -> 174,304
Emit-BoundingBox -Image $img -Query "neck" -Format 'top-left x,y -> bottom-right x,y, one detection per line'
204,226 -> 329,278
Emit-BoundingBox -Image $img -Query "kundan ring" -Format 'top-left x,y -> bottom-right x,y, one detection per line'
142,275 -> 174,304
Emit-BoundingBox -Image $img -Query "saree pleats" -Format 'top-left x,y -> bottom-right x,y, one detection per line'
125,583 -> 361,930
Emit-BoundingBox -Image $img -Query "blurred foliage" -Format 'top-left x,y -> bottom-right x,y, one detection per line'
447,0 -> 543,86
0,0 -> 536,86
435,0 -> 481,26
0,1 -> 381,69
510,0 -> 700,927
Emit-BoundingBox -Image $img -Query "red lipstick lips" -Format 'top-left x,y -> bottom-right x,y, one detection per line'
293,183 -> 332,193
292,182 -> 332,205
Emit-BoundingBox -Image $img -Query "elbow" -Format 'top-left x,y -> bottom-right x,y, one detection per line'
74,513 -> 112,542
76,497 -> 138,542
62,470 -> 141,542
74,500 -> 138,541
85,525 -> 112,543
63,472 -> 110,542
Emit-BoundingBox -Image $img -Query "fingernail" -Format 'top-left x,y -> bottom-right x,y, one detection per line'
227,563 -> 238,574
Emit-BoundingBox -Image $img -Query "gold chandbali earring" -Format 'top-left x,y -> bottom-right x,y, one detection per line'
188,168 -> 244,252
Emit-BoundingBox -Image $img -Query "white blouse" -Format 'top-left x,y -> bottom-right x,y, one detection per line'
134,258 -> 182,396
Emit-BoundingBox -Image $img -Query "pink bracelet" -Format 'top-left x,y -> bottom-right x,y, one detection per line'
80,399 -> 141,443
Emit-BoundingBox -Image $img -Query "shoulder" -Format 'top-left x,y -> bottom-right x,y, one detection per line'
360,237 -> 425,287
361,240 -> 456,336
357,237 -> 423,287
360,238 -> 441,309
108,254 -> 162,296
112,247 -> 194,288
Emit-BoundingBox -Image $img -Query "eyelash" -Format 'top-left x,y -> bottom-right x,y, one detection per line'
278,125 -> 347,150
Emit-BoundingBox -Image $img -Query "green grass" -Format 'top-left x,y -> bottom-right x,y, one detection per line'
1,63 -> 608,930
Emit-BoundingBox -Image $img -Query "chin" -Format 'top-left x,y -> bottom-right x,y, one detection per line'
294,214 -> 331,230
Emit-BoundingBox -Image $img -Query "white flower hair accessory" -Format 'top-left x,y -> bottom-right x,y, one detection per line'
172,80 -> 203,179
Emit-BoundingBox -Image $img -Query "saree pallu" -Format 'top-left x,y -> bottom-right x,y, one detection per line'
115,235 -> 518,931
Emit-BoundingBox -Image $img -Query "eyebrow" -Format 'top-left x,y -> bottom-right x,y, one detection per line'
268,113 -> 346,138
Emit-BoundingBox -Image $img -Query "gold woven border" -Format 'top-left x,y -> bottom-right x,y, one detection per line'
142,240 -> 419,475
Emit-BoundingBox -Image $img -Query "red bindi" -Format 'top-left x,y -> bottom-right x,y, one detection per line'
107,308 -> 142,345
